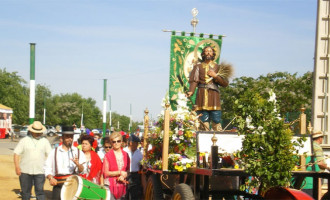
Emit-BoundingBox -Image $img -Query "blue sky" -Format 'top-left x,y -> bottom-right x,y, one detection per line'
0,0 -> 316,122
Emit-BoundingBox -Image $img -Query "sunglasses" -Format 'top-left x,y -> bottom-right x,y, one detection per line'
104,146 -> 111,149
112,140 -> 121,144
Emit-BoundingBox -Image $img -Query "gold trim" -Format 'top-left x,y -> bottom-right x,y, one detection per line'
195,106 -> 221,111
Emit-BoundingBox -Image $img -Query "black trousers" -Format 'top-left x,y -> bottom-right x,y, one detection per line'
126,173 -> 143,200
52,184 -> 63,200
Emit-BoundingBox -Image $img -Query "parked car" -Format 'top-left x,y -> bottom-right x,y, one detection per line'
19,125 -> 29,137
45,125 -> 56,137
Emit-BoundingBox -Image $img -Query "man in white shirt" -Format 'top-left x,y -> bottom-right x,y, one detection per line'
123,135 -> 143,199
14,121 -> 52,200
44,126 -> 87,200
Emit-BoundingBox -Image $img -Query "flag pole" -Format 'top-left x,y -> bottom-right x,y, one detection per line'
81,104 -> 84,128
29,43 -> 36,124
109,95 -> 112,130
43,93 -> 46,125
102,79 -> 107,137
129,103 -> 132,133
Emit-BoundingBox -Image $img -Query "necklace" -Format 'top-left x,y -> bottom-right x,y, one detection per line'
30,136 -> 39,148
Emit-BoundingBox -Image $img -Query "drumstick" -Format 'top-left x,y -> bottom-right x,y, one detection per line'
57,180 -> 66,184
57,180 -> 73,184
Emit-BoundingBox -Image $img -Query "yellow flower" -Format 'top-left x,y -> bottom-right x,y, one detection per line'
234,164 -> 239,169
186,163 -> 191,168
177,165 -> 183,172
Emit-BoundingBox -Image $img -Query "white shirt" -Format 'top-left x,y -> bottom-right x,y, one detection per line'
123,147 -> 143,172
14,136 -> 52,175
97,148 -> 106,162
44,145 -> 87,176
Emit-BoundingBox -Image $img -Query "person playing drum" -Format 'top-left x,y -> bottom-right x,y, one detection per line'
44,126 -> 87,200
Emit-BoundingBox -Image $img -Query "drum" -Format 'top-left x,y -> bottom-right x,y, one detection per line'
61,175 -> 110,200
264,186 -> 313,200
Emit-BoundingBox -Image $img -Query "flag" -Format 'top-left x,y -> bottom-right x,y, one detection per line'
169,34 -> 222,110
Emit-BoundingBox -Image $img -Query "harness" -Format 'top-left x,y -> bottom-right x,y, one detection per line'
54,147 -> 80,181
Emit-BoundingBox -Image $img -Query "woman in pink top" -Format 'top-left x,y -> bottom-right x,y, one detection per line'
103,132 -> 130,200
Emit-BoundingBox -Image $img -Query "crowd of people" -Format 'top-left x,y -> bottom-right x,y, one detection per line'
14,121 -> 144,200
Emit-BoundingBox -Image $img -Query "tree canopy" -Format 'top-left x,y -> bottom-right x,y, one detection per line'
220,71 -> 313,127
0,68 -> 142,131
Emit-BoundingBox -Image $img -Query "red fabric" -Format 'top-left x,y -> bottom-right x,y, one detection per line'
81,151 -> 102,183
73,141 -> 78,147
104,149 -> 130,199
92,140 -> 98,150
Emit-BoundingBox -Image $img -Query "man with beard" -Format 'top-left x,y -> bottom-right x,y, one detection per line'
44,126 -> 87,200
14,121 -> 52,200
187,46 -> 229,131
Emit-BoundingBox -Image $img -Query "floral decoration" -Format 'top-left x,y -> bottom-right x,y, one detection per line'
141,91 -> 197,172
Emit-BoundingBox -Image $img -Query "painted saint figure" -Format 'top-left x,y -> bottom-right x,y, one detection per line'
187,45 -> 232,131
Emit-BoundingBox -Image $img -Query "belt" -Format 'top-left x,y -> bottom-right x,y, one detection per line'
54,174 -> 71,180
198,83 -> 219,93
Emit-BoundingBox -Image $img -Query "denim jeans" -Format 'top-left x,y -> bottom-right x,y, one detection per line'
19,173 -> 45,200
197,110 -> 222,124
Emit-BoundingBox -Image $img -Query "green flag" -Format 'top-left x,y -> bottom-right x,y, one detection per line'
169,34 -> 222,110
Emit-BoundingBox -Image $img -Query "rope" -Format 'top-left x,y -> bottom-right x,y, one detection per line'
76,183 -> 105,199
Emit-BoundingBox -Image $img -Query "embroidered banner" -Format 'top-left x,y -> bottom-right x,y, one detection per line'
169,34 -> 222,110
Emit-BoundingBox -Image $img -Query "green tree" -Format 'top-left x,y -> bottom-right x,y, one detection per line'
0,68 -> 29,124
220,72 -> 312,126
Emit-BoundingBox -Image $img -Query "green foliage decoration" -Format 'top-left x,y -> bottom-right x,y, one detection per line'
233,89 -> 305,191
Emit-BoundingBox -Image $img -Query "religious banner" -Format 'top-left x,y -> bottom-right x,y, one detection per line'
169,33 -> 222,110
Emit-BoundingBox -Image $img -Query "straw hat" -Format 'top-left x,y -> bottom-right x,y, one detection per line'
28,121 -> 46,134
312,130 -> 324,139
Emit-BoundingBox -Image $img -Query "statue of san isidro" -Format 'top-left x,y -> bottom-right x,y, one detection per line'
187,45 -> 232,131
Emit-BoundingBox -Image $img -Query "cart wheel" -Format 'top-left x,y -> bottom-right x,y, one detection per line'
145,175 -> 164,200
172,183 -> 194,200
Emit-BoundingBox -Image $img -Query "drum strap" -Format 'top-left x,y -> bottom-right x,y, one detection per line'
55,147 -> 58,175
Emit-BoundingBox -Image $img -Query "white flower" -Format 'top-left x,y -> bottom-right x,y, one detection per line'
268,90 -> 277,103
172,135 -> 177,140
257,126 -> 263,131
247,125 -> 255,130
176,140 -> 180,144
179,135 -> 184,140
261,131 -> 266,135
246,115 -> 252,124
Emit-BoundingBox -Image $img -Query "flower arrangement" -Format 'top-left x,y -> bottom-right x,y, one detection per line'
233,89 -> 305,192
141,92 -> 197,171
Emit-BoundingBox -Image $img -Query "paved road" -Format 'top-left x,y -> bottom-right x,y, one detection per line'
0,138 -> 20,155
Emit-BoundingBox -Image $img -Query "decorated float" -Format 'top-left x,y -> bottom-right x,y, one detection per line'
139,8 -> 329,200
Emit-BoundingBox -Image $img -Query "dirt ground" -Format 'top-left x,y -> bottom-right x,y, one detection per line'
0,136 -> 58,200
0,154 -> 53,200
